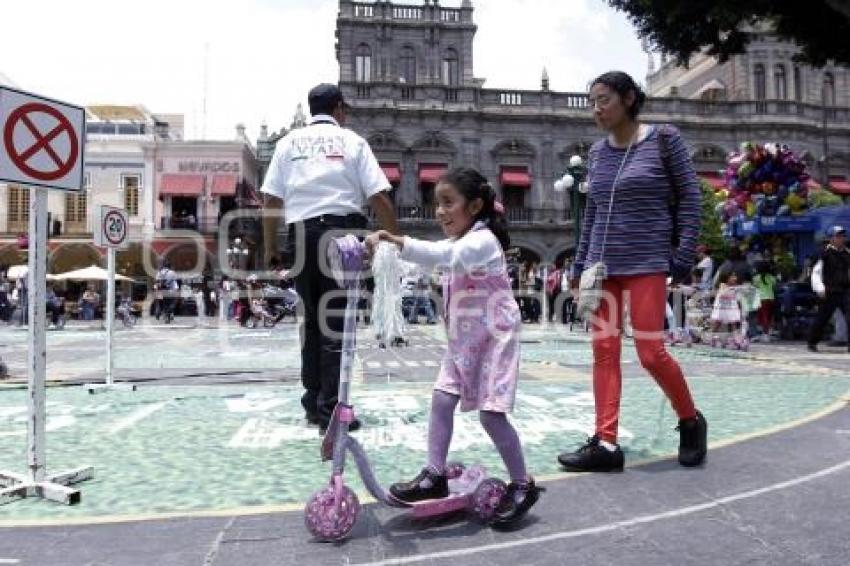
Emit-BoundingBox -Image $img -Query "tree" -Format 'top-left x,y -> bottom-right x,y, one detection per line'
698,181 -> 728,263
607,0 -> 850,67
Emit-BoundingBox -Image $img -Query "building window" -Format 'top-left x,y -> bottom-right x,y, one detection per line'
793,66 -> 802,102
399,46 -> 416,84
774,64 -> 787,100
65,191 -> 87,223
754,64 -> 766,100
442,48 -> 459,86
500,92 -> 523,105
355,44 -> 372,83
354,5 -> 373,17
823,72 -> 836,106
8,186 -> 30,224
393,7 -> 421,19
123,175 -> 140,216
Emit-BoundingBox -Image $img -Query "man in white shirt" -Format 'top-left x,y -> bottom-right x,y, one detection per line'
261,83 -> 398,434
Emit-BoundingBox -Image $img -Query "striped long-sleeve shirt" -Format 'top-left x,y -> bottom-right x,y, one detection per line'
571,125 -> 702,279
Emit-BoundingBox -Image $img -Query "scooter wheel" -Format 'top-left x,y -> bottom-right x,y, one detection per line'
304,484 -> 360,542
470,477 -> 507,522
445,461 -> 466,480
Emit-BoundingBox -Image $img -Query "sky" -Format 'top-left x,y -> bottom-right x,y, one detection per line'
0,0 -> 647,142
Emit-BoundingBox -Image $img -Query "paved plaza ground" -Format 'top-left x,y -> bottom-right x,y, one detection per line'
0,317 -> 848,565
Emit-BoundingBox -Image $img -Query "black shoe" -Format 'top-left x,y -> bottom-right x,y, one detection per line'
557,436 -> 624,472
318,418 -> 361,436
677,410 -> 708,467
388,467 -> 449,504
807,343 -> 818,352
490,478 -> 544,527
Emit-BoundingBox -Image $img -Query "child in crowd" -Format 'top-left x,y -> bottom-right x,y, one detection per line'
710,271 -> 746,349
366,167 -> 542,527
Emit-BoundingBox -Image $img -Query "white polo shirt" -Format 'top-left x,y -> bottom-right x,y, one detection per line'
260,114 -> 390,224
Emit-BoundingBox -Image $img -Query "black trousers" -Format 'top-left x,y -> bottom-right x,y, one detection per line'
288,214 -> 367,426
808,290 -> 850,346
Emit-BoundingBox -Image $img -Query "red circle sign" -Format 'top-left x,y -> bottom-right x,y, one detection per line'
3,102 -> 79,182
103,210 -> 127,246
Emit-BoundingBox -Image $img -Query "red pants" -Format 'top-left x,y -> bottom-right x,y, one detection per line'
757,299 -> 775,334
591,273 -> 697,443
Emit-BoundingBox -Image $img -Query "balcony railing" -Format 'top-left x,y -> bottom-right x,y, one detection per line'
160,216 -> 221,235
343,82 -> 850,126
367,206 -> 570,226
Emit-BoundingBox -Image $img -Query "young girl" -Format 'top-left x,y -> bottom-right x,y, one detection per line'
710,271 -> 744,348
365,167 -> 542,527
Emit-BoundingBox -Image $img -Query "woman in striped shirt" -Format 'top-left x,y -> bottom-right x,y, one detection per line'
557,71 -> 708,473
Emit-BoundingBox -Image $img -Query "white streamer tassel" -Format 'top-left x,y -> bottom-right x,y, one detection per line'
370,242 -> 407,347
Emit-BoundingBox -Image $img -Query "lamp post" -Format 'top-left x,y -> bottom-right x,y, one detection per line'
554,154 -> 589,245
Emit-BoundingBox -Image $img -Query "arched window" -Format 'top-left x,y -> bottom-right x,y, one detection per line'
442,48 -> 459,86
823,72 -> 836,106
793,66 -> 802,102
399,46 -> 416,84
355,44 -> 371,83
774,64 -> 787,100
754,64 -> 766,100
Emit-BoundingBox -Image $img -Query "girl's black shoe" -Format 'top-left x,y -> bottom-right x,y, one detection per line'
490,478 -> 544,527
388,468 -> 449,504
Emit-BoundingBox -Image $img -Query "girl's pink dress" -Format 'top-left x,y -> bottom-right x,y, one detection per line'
401,222 -> 521,412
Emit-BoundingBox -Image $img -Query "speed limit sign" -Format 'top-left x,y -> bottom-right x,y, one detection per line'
95,205 -> 129,249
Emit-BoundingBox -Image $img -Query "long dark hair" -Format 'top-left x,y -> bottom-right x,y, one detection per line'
589,71 -> 647,119
438,167 -> 510,250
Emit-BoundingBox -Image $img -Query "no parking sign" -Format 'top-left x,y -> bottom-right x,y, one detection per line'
0,86 -> 85,191
95,205 -> 129,249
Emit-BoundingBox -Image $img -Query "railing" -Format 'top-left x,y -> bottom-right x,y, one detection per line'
343,81 -> 850,125
368,206 -> 570,225
160,216 -> 221,235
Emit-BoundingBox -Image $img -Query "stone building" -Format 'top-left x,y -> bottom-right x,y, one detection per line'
258,0 -> 849,264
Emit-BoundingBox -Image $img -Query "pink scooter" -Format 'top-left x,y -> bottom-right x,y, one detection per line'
304,235 -> 507,542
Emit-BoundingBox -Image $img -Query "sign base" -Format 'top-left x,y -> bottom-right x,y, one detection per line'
0,467 -> 94,506
87,383 -> 137,395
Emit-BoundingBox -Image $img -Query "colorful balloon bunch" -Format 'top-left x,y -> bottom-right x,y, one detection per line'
716,142 -> 812,222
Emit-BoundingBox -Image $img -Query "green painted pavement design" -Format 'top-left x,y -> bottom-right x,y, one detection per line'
1,372 -> 847,521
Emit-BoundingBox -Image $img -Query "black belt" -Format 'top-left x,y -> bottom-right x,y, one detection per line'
290,213 -> 366,230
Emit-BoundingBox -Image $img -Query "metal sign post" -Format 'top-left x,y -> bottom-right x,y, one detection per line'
89,205 -> 133,394
0,86 -> 93,506
0,188 -> 94,506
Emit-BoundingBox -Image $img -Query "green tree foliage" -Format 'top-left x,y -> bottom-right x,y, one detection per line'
698,181 -> 728,262
607,0 -> 850,67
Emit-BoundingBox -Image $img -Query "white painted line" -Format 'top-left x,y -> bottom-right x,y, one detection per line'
355,458 -> 850,566
108,400 -> 170,434
0,559 -> 20,564
366,361 -> 382,369
404,361 -> 420,367
385,361 -> 401,368
422,361 -> 438,367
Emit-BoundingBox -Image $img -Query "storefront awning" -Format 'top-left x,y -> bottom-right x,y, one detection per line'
380,163 -> 401,184
211,174 -> 238,196
805,179 -> 823,190
828,177 -> 850,195
699,172 -> 726,190
418,164 -> 447,184
500,166 -> 531,188
160,174 -> 204,196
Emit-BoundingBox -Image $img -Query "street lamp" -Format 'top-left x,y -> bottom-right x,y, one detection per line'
554,154 -> 589,244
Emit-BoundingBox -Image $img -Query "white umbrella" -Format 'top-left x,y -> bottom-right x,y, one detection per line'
5,264 -> 59,281
53,265 -> 134,282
